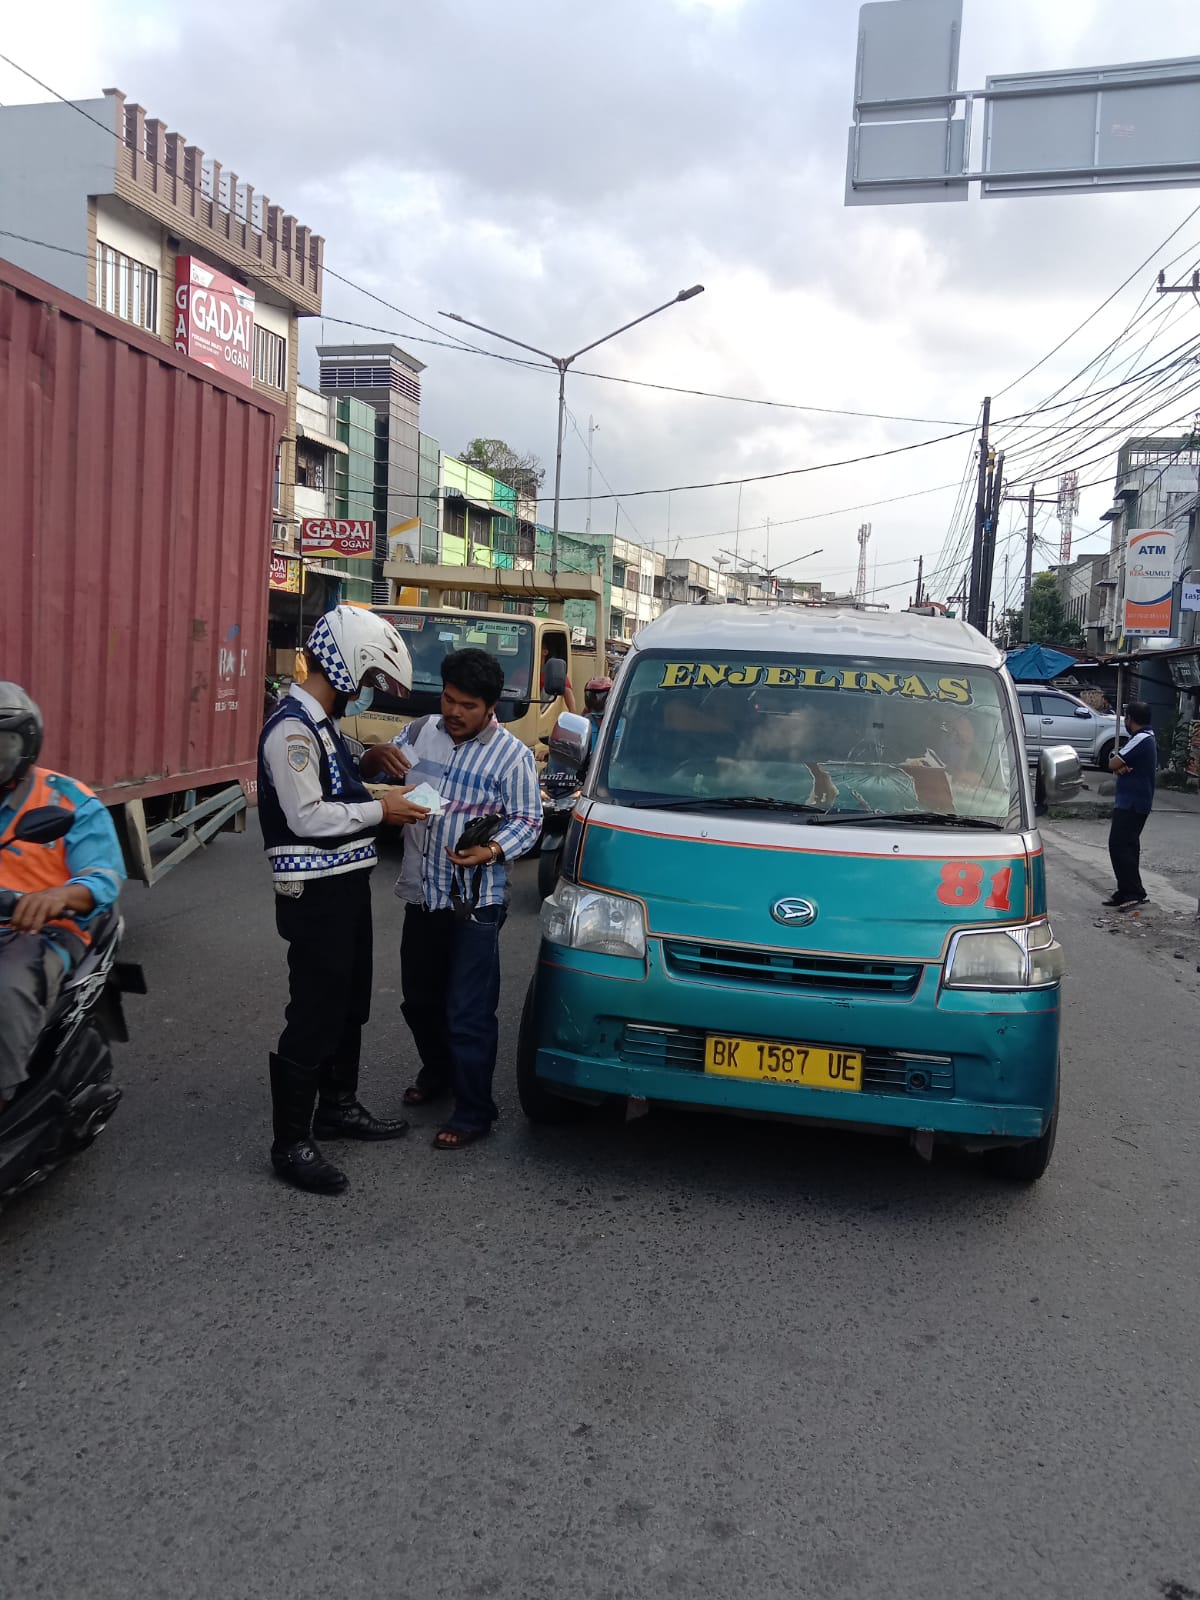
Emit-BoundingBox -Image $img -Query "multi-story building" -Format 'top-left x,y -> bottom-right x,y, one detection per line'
265,386 -> 376,658
662,557 -> 734,610
0,86 -> 322,565
317,344 -> 426,602
1092,434 -> 1200,651
608,537 -> 665,641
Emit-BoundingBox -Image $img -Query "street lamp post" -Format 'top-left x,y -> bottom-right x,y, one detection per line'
719,545 -> 824,602
441,286 -> 704,577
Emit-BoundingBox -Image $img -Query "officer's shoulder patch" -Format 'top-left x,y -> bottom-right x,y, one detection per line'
287,741 -> 311,771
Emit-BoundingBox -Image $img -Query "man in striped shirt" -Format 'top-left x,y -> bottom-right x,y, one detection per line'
361,649 -> 541,1149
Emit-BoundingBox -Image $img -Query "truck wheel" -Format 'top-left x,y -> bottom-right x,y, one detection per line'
984,1084 -> 1058,1182
537,843 -> 562,900
1096,740 -> 1114,771
517,981 -> 585,1123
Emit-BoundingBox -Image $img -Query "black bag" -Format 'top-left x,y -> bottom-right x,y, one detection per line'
451,814 -> 505,918
455,814 -> 504,853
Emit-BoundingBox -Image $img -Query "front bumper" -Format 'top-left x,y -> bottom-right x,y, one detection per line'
532,945 -> 1060,1142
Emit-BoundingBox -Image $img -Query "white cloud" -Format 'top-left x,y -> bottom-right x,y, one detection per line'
4,0 -> 1199,603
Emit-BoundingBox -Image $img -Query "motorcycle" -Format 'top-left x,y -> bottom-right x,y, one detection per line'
0,805 -> 145,1206
537,711 -> 595,899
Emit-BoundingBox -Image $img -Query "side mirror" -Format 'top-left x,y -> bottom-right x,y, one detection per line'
1073,705 -> 1092,719
542,656 -> 568,700
1038,745 -> 1083,808
547,711 -> 591,776
10,805 -> 73,846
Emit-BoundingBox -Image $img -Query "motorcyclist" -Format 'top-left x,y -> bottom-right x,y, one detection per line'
259,606 -> 430,1194
0,684 -> 125,1113
583,676 -> 612,754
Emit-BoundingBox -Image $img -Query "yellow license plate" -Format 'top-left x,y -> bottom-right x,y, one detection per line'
704,1036 -> 863,1091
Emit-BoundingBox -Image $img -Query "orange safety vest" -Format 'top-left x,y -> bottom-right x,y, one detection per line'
0,767 -> 95,947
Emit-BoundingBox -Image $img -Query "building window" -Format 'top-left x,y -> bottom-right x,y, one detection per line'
296,442 -> 326,490
254,326 -> 287,391
611,559 -> 626,587
97,244 -> 158,333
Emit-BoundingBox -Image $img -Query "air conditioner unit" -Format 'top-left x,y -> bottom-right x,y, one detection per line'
272,520 -> 291,548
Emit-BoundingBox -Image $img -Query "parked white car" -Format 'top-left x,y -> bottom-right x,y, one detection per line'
1016,685 -> 1121,770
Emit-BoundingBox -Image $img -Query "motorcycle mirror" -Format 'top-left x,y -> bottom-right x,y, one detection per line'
548,711 -> 591,775
10,805 -> 73,846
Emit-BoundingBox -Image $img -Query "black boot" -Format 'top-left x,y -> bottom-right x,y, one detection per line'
269,1053 -> 348,1194
313,1054 -> 409,1142
312,1092 -> 410,1141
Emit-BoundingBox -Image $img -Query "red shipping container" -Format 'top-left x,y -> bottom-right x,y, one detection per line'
0,256 -> 284,818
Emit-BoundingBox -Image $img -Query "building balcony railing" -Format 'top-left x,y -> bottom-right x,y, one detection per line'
106,88 -> 323,316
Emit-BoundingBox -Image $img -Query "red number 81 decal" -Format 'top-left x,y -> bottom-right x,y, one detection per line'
937,861 -> 1013,911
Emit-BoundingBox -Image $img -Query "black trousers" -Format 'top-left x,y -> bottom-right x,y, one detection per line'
1108,807 -> 1149,900
274,869 -> 373,1089
400,902 -> 507,1133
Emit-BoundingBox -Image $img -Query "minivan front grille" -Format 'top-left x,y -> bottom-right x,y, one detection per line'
661,939 -> 923,997
618,1025 -> 954,1097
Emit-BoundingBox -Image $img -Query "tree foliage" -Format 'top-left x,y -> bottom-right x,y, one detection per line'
461,438 -> 545,498
1001,572 -> 1084,650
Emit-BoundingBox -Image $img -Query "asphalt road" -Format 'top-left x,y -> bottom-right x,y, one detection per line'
2,827 -> 1198,1600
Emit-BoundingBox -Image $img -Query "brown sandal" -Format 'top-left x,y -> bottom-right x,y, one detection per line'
432,1126 -> 490,1151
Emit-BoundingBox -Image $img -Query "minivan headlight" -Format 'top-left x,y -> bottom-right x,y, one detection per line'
540,880 -> 646,960
945,920 -> 1064,989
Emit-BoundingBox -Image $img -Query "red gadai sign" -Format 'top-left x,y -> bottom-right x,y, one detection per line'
174,257 -> 256,388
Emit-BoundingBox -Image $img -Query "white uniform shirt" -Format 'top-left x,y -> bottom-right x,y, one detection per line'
260,685 -> 383,841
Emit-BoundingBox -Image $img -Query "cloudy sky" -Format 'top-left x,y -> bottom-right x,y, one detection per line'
4,0 -> 1200,611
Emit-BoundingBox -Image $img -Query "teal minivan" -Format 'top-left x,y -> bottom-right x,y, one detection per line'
518,606 -> 1081,1180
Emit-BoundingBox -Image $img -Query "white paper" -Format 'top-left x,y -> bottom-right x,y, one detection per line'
405,782 -> 444,815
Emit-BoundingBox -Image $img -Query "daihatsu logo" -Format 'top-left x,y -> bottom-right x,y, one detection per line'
771,897 -> 817,927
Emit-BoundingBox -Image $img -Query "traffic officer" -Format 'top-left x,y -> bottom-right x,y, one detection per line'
258,606 -> 429,1194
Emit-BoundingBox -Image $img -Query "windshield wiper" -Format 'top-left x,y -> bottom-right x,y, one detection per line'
808,809 -> 1006,831
624,795 -> 830,814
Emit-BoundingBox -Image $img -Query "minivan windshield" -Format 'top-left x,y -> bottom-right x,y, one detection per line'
595,652 -> 1024,830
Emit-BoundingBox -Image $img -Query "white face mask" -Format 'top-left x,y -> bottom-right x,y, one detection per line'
344,685 -> 375,717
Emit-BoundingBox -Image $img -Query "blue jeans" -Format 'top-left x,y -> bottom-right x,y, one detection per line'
400,903 -> 507,1132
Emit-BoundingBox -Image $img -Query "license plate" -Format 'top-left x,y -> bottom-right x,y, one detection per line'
704,1036 -> 863,1091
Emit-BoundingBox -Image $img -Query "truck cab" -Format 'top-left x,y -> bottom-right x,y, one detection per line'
341,606 -> 577,758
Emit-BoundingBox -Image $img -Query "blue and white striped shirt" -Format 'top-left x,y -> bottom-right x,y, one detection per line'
391,716 -> 542,911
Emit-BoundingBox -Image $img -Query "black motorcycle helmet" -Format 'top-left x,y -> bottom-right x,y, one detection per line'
584,676 -> 612,715
0,683 -> 43,791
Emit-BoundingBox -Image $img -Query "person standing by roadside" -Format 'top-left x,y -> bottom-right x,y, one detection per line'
1103,701 -> 1157,909
361,649 -> 541,1150
259,607 -> 430,1195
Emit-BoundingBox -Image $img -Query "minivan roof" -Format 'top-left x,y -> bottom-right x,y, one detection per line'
627,605 -> 1004,668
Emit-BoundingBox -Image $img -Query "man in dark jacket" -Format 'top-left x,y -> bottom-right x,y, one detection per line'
1103,701 -> 1157,909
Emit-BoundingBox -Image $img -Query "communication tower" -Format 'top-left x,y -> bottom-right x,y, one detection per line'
1057,472 -> 1079,565
855,523 -> 872,604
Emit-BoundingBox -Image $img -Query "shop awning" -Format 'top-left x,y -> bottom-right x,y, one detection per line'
297,423 -> 348,456
1005,645 -> 1077,681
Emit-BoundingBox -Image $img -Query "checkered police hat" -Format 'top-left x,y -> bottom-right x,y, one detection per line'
306,613 -> 356,694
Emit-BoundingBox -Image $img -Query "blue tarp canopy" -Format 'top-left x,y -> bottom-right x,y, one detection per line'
1005,645 -> 1076,681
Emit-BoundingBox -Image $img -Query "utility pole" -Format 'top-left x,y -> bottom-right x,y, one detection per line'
585,415 -> 597,537
1021,482 -> 1036,645
967,397 -> 991,631
915,554 -> 924,607
978,448 -> 1004,627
